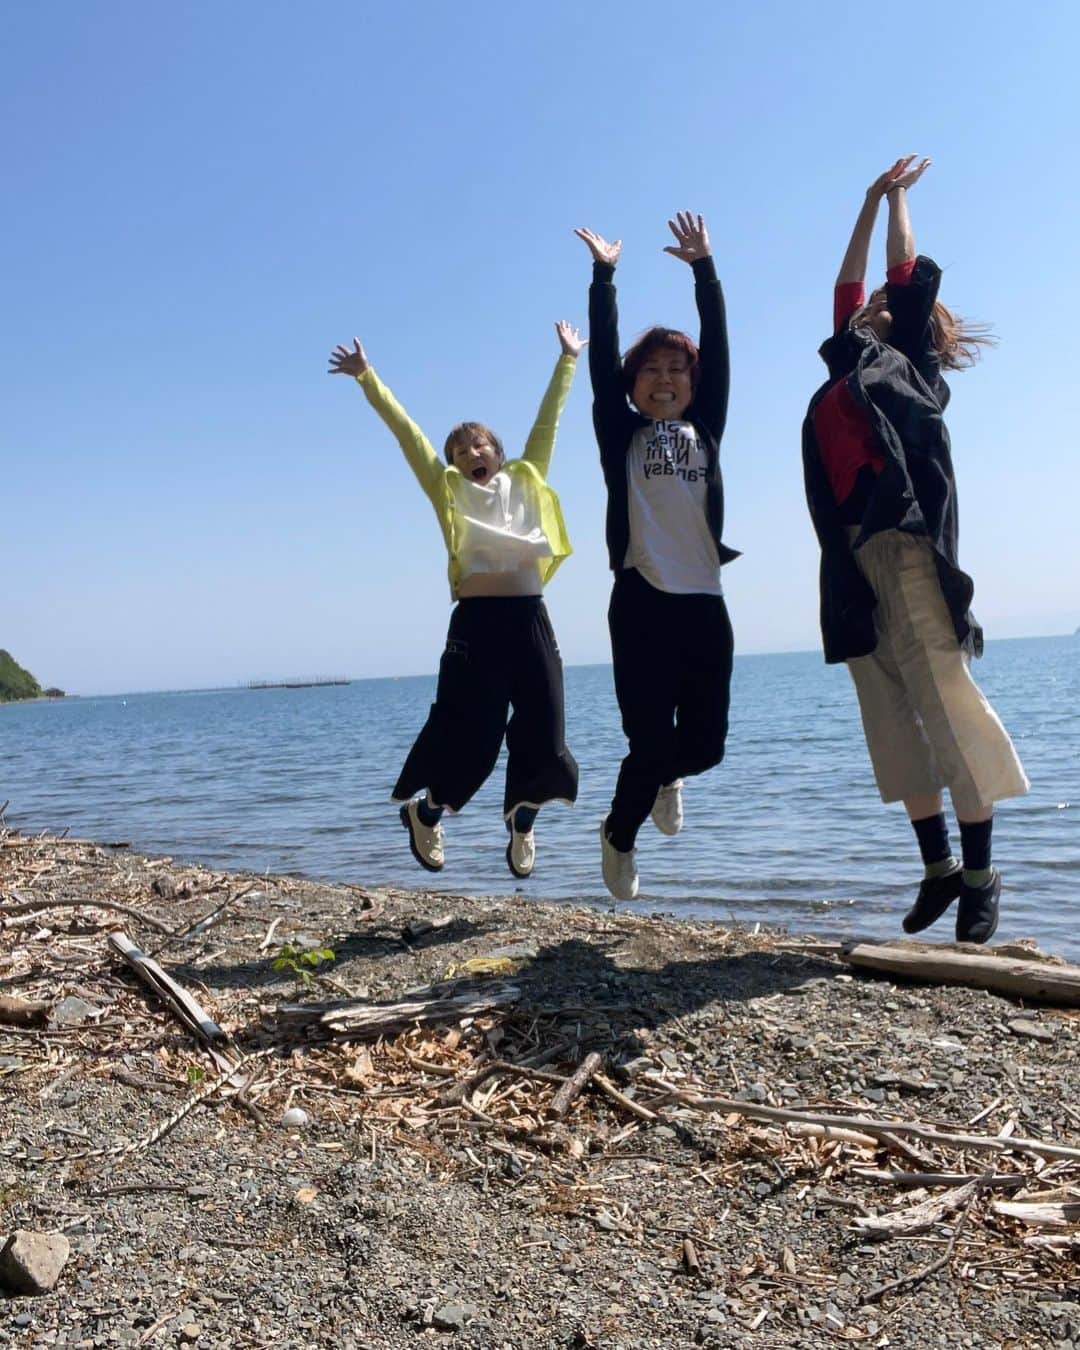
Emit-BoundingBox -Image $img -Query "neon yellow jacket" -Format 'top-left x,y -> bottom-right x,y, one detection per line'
356,355 -> 576,600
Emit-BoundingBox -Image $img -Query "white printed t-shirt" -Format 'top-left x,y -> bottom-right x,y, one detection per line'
623,420 -> 723,595
451,470 -> 553,587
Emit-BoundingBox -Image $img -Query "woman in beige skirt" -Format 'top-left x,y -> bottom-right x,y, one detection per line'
801,156 -> 1028,944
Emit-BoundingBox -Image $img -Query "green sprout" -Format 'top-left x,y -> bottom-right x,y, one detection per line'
272,942 -> 336,992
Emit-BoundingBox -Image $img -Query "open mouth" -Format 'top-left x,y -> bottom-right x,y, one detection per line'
471,466 -> 489,482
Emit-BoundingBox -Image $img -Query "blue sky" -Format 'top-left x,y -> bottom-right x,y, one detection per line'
5,0 -> 1078,695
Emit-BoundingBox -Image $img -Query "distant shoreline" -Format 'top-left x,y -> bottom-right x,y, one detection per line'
8,631 -> 1076,703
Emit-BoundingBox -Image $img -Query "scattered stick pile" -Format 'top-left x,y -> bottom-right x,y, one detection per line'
2,822 -> 1077,1320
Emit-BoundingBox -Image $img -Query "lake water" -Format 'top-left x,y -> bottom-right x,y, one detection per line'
3,637 -> 1077,958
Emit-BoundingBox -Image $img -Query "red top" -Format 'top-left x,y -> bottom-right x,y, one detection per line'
816,260 -> 917,504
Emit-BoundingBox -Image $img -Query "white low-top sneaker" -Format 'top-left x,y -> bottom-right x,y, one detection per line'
600,816 -> 638,901
650,779 -> 684,836
400,799 -> 445,872
506,826 -> 536,879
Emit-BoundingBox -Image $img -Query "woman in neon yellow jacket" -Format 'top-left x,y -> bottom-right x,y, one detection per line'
329,322 -> 583,880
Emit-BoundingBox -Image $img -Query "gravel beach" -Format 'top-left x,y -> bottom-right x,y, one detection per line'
1,833 -> 1077,1349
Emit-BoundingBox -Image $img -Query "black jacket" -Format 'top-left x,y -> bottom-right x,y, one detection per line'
802,254 -> 982,664
587,257 -> 739,573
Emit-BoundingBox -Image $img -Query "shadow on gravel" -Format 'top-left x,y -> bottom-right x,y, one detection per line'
511,936 -> 840,1030
174,916 -> 494,991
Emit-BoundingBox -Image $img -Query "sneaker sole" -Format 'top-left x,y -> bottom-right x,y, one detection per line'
400,803 -> 444,873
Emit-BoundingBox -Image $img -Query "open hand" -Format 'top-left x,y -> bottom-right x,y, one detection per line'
555,320 -> 587,359
868,155 -> 932,200
663,211 -> 711,265
574,227 -> 622,266
328,338 -> 369,377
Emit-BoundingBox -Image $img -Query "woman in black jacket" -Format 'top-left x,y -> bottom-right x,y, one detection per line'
577,214 -> 739,902
802,156 -> 1028,944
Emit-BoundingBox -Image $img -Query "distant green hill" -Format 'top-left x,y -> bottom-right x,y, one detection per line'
0,650 -> 43,702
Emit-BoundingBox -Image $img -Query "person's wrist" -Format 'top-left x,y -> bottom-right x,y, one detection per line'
885,183 -> 906,197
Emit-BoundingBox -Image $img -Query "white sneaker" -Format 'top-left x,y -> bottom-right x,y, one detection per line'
651,780 -> 684,836
600,816 -> 638,901
400,800 -> 444,872
506,826 -> 536,879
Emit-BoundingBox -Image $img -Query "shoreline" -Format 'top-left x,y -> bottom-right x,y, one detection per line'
2,834 -> 1077,1347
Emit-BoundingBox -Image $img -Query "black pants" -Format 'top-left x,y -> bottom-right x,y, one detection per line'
607,568 -> 734,850
392,596 -> 579,818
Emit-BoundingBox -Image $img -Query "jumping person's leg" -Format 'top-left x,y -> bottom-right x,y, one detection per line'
853,531 -> 1027,941
502,599 -> 579,878
606,571 -> 682,853
393,602 -> 510,870
670,593 -> 734,780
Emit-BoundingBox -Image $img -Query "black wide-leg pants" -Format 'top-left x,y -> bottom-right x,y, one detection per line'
607,567 -> 733,850
392,596 -> 579,818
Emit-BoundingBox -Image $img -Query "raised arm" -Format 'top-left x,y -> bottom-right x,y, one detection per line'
885,156 -> 930,269
664,211 -> 729,440
521,321 -> 584,476
833,156 -> 925,331
328,337 -> 445,501
881,157 -> 938,364
575,228 -> 637,445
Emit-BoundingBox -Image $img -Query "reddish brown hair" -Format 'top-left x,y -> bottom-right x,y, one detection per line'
442,421 -> 505,466
621,328 -> 700,401
930,302 -> 995,371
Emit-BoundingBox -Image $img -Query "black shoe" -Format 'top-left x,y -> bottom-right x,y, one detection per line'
956,868 -> 1001,944
902,862 -> 964,934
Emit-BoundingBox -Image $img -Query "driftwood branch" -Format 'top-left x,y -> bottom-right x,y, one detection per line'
593,1072 -> 658,1122
1,893 -> 174,934
549,1052 -> 603,1120
647,1085 -> 1080,1162
852,1168 -> 1026,1191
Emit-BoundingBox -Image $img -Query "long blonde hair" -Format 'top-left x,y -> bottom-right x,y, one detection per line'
931,302 -> 995,371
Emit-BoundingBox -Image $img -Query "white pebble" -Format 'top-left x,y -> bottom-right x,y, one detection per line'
281,1107 -> 310,1128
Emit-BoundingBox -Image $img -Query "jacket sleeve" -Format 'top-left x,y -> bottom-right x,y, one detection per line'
355,367 -> 446,504
886,254 -> 941,367
521,353 -> 577,478
588,262 -> 637,465
689,256 -> 730,441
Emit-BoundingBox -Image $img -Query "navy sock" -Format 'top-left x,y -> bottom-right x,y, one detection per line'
416,797 -> 444,828
958,817 -> 993,877
511,806 -> 538,834
911,813 -> 953,868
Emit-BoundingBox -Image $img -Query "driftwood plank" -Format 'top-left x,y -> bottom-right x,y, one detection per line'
992,1199 -> 1080,1229
277,979 -> 520,1040
108,931 -> 227,1046
840,942 -> 1080,1007
852,1173 -> 988,1237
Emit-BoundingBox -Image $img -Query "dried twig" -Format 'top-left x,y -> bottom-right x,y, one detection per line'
1,893 -> 173,934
